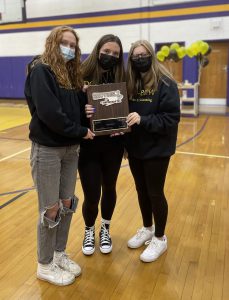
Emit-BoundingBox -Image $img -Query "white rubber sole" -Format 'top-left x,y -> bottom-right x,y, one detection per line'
127,237 -> 153,249
99,244 -> 112,254
37,274 -> 75,286
140,247 -> 167,263
127,241 -> 146,249
72,269 -> 82,277
82,246 -> 95,256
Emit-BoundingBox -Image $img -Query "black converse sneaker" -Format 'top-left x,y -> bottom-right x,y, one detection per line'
82,226 -> 95,255
99,223 -> 112,254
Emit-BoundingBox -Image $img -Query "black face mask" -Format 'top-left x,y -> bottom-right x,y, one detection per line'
98,53 -> 119,70
131,56 -> 152,73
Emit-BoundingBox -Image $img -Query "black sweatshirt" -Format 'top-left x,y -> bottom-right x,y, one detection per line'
125,78 -> 180,159
79,71 -> 124,150
24,63 -> 88,147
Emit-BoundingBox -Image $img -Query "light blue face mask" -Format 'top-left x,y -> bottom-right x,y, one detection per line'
60,45 -> 75,61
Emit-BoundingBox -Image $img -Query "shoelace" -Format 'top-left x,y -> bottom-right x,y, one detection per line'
84,229 -> 94,247
100,225 -> 111,246
58,252 -> 74,266
136,227 -> 149,239
49,261 -> 70,283
50,261 -> 62,272
145,240 -> 153,246
145,237 -> 161,249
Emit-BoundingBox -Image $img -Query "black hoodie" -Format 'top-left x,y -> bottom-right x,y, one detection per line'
125,78 -> 180,159
24,63 -> 88,147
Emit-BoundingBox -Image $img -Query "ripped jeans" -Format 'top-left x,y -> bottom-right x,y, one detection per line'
30,142 -> 80,264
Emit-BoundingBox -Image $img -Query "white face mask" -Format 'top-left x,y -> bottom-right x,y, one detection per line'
60,45 -> 75,61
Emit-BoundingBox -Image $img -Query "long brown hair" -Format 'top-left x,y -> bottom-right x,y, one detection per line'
41,26 -> 83,89
126,40 -> 175,99
81,34 -> 125,84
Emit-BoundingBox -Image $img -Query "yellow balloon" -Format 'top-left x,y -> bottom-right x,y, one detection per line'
197,40 -> 204,52
161,45 -> 170,57
156,51 -> 165,62
190,42 -> 199,55
200,42 -> 209,55
186,47 -> 194,58
177,47 -> 186,59
170,43 -> 180,50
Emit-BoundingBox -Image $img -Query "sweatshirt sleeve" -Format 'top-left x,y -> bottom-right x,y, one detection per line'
30,64 -> 88,138
139,80 -> 180,135
77,90 -> 89,127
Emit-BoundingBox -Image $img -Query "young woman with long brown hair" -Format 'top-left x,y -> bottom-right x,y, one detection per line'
24,25 -> 94,286
125,40 -> 180,262
78,34 -> 125,256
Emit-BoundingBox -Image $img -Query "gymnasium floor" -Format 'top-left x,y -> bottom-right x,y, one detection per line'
0,102 -> 229,300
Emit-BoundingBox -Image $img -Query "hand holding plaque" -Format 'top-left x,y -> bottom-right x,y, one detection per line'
86,82 -> 130,136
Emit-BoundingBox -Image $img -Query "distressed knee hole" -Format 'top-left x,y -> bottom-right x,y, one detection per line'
41,201 -> 62,228
60,195 -> 79,215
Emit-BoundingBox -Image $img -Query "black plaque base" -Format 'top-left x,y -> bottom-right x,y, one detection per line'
92,117 -> 128,133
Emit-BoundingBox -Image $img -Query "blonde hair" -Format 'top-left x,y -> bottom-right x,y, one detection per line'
40,26 -> 83,89
126,40 -> 175,99
81,34 -> 125,84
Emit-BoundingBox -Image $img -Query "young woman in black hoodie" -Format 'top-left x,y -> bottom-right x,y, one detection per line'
24,26 -> 94,286
125,40 -> 180,262
78,34 -> 125,255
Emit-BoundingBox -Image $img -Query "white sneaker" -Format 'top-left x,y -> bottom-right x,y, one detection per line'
37,261 -> 75,286
82,226 -> 95,255
127,226 -> 155,249
140,235 -> 167,262
54,251 -> 81,277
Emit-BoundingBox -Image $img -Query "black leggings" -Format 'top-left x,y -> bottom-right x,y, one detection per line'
78,143 -> 124,227
128,156 -> 170,237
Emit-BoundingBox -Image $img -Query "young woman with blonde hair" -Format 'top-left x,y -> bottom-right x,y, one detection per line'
24,25 -> 94,286
125,40 -> 180,262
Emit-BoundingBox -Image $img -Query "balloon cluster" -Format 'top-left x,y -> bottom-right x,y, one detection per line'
156,43 -> 186,62
186,41 -> 211,67
156,41 -> 211,67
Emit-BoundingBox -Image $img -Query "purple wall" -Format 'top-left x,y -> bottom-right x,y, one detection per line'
183,56 -> 198,84
183,56 -> 199,98
227,48 -> 229,106
0,56 -> 32,99
0,54 -> 129,99
0,52 -> 227,104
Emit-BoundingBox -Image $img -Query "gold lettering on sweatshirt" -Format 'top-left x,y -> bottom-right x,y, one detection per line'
138,89 -> 155,96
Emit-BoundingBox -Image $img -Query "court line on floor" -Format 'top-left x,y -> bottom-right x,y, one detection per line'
120,150 -> 229,165
2,146 -> 226,164
0,192 -> 28,209
0,123 -> 29,133
176,151 -> 229,159
0,136 -> 29,141
176,116 -> 209,148
0,147 -> 31,162
0,187 -> 35,196
0,151 -> 227,210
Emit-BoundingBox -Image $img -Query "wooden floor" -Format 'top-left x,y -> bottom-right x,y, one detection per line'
0,104 -> 229,300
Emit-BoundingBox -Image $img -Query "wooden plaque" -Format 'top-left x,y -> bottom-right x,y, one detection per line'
86,82 -> 130,136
